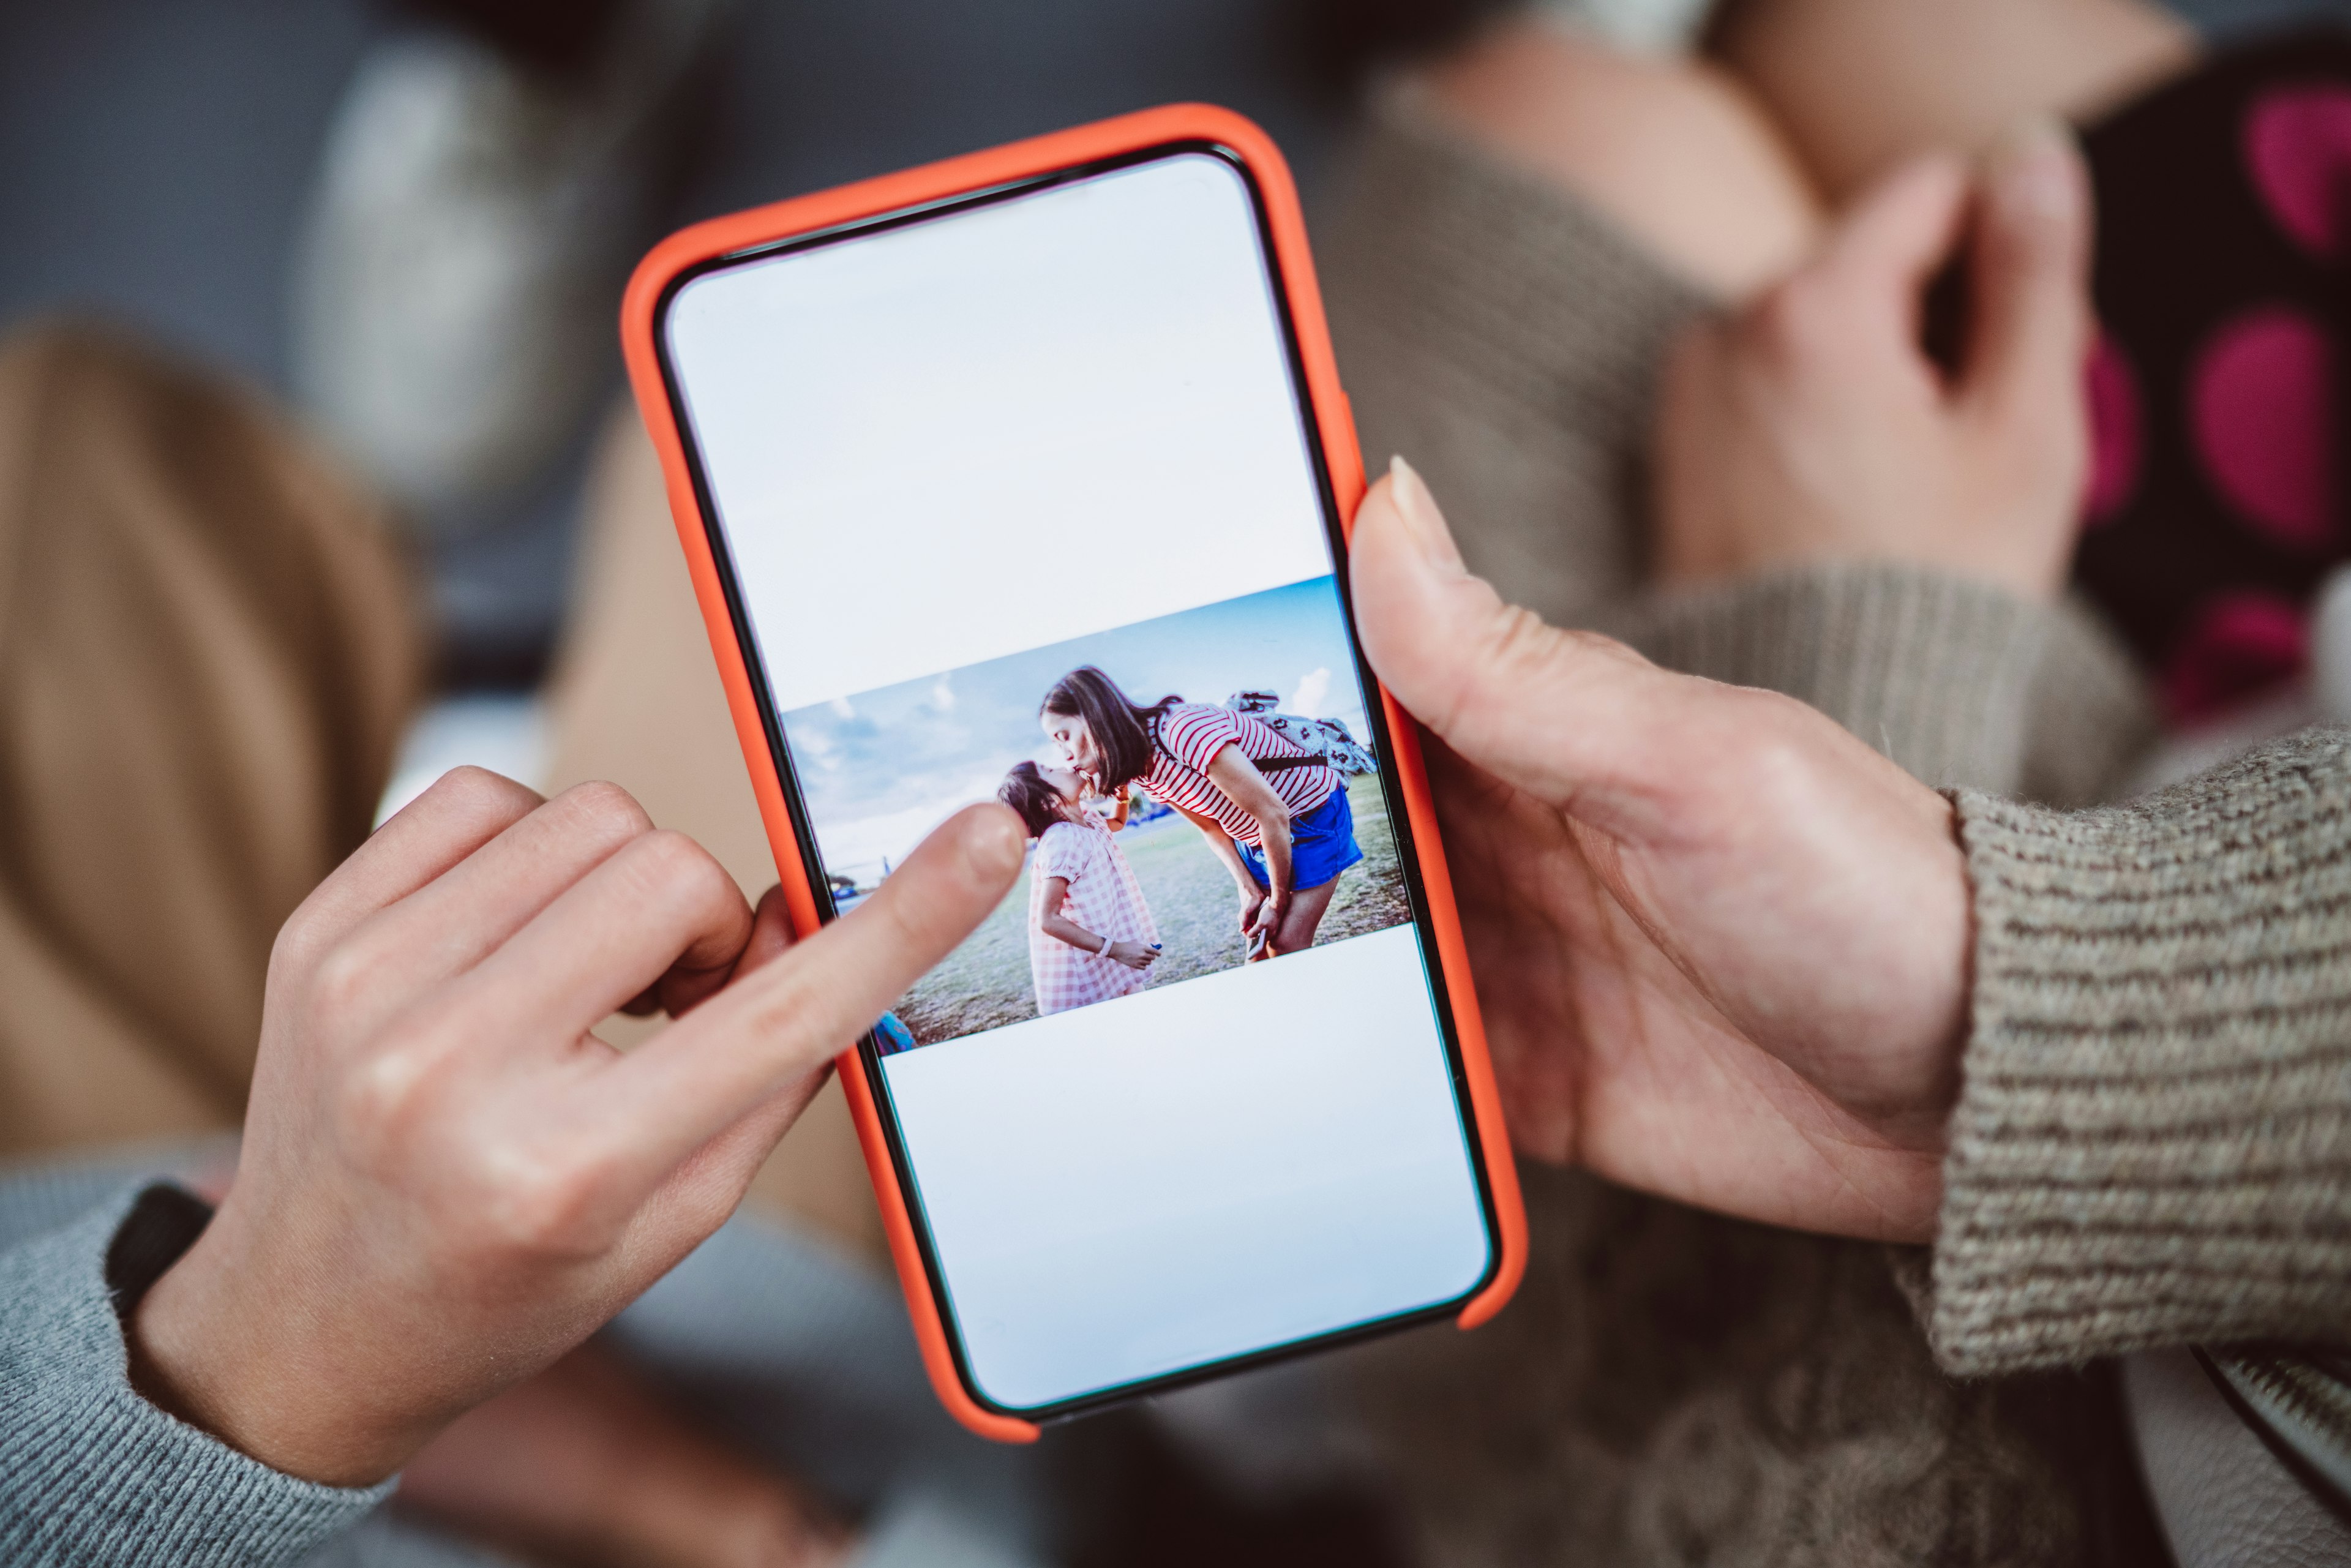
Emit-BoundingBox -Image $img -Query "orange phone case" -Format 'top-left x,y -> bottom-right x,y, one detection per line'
620,102 -> 1527,1442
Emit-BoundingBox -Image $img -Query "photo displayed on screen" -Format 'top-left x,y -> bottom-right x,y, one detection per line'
781,577 -> 1414,1050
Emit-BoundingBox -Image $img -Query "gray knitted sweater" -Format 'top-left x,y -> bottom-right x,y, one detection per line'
0,1182 -> 391,1565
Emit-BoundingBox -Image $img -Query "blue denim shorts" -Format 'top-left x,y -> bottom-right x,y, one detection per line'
1235,782 -> 1363,893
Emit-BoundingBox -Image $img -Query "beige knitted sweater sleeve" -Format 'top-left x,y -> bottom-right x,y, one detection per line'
1609,563 -> 2156,806
1614,572 -> 2349,1381
1935,729 -> 2351,1376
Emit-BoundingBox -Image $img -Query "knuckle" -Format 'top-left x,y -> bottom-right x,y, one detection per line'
332,1038 -> 434,1155
471,1149 -> 602,1256
638,827 -> 719,890
306,935 -> 391,1029
629,829 -> 740,920
437,763 -> 516,802
269,898 -> 332,985
1475,601 -> 1565,683
427,764 -> 539,822
1436,602 -> 1566,737
384,765 -> 540,843
558,779 -> 655,847
1556,626 -> 1652,677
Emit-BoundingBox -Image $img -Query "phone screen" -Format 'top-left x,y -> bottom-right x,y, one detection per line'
657,144 -> 1496,1416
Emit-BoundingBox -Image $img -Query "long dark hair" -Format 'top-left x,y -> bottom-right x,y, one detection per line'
997,762 -> 1068,841
1040,667 -> 1178,795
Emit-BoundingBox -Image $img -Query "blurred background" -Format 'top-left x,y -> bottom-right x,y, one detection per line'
1,0 -> 2326,744
0,0 -> 1494,809
4,0 -> 1384,690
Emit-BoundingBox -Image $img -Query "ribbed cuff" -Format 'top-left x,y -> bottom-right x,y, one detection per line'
0,1183 -> 391,1565
1611,565 -> 2155,801
1617,565 -> 2045,793
1318,89 -> 1706,631
2019,593 -> 2158,808
1934,730 -> 2351,1376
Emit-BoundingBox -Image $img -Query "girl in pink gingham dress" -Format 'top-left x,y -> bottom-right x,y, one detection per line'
997,761 -> 1160,1016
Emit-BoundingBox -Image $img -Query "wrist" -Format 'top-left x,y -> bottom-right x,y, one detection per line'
130,1212 -> 425,1488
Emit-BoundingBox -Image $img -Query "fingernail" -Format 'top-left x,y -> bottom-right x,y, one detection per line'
1988,114 -> 2082,225
1387,456 -> 1465,574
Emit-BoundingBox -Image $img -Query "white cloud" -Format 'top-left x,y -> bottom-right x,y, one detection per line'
930,673 -> 957,712
828,695 -> 856,719
802,730 -> 842,772
1286,667 -> 1331,718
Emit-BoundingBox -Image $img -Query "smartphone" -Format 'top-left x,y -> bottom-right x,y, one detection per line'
623,104 -> 1524,1440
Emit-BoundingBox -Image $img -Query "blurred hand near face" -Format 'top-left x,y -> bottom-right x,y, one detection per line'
1653,121 -> 2095,601
1354,462 -> 1971,1243
131,767 -> 1022,1489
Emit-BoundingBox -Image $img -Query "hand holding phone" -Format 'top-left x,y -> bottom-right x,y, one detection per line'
1353,462 -> 1970,1244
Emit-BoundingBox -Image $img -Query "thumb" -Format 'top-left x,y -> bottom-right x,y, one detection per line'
1807,152 -> 1971,326
1350,458 -> 1674,809
730,885 -> 798,977
1958,116 -> 2093,429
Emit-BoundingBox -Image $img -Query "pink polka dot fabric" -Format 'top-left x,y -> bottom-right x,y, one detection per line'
2190,306 -> 2333,553
2246,83 -> 2351,258
2162,591 -> 2310,721
2072,29 -> 2351,725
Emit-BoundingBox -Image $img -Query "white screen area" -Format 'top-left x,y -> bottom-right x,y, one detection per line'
664,152 -> 1491,1410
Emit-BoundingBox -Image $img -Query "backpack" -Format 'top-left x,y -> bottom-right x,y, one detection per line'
1221,690 -> 1378,775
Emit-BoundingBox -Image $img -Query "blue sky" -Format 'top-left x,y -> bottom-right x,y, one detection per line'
782,577 -> 1371,882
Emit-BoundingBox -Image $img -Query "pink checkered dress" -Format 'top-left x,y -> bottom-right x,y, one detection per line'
1027,815 -> 1159,1016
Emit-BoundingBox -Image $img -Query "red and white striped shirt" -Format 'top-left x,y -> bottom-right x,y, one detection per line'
1141,702 -> 1336,847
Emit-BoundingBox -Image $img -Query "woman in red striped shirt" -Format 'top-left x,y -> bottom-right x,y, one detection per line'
1040,666 -> 1364,961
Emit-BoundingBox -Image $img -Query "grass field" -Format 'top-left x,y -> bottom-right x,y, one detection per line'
893,772 -> 1412,1045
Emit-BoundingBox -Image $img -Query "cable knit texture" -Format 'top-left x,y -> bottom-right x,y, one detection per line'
1942,730 -> 2351,1375
0,1182 -> 391,1566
